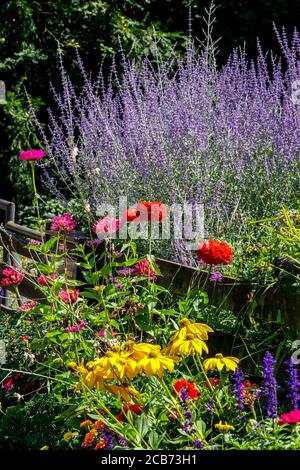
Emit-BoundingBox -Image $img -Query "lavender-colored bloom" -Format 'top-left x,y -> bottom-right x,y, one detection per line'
86,238 -> 104,247
114,251 -> 122,258
115,434 -> 127,447
109,277 -> 123,289
31,27 -> 300,263
285,358 -> 300,411
26,239 -> 41,246
206,397 -> 214,414
116,267 -> 135,276
193,438 -> 204,449
102,427 -> 114,450
209,271 -> 223,283
260,351 -> 278,419
232,367 -> 245,417
179,389 -> 203,448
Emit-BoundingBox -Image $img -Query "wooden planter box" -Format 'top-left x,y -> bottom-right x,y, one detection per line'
1,199 -> 300,328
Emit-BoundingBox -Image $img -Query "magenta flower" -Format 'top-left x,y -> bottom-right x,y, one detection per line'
50,213 -> 77,233
98,331 -> 105,337
65,321 -> 88,333
19,149 -> 46,161
37,274 -> 58,286
18,301 -> 38,312
2,377 -> 14,391
59,288 -> 80,304
133,259 -> 157,281
93,216 -> 122,238
1,267 -> 24,286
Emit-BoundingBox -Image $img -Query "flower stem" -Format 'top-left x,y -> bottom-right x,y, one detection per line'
30,161 -> 44,242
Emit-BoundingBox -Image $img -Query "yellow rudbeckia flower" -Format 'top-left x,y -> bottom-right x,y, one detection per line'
173,318 -> 214,341
107,384 -> 142,402
203,353 -> 239,372
215,421 -> 235,433
137,351 -> 175,378
93,351 -> 127,379
167,333 -> 209,357
124,341 -> 161,361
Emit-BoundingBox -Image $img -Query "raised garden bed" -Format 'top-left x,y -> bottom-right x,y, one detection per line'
1,198 -> 300,327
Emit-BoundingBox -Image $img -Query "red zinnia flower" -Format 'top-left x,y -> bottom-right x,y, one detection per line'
124,208 -> 140,222
122,401 -> 144,415
18,301 -> 38,312
278,410 -> 300,425
19,149 -> 46,161
59,289 -> 79,304
173,379 -> 199,399
2,377 -> 14,391
197,240 -> 233,265
242,380 -> 259,389
51,213 -> 77,233
133,258 -> 158,281
37,274 -> 58,286
124,202 -> 166,223
21,335 -> 30,342
205,378 -> 221,388
116,412 -> 125,422
1,267 -> 24,286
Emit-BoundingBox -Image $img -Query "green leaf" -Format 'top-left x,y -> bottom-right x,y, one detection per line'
41,237 -> 58,253
136,414 -> 149,438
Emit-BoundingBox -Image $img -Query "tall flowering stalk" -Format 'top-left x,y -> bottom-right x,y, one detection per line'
260,351 -> 278,419
285,358 -> 300,411
232,367 -> 245,418
179,388 -> 204,449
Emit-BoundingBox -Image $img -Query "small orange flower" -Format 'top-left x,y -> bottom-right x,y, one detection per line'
93,421 -> 105,431
80,419 -> 92,428
95,438 -> 106,449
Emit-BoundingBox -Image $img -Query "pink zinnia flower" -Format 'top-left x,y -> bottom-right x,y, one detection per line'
51,213 -> 77,233
133,259 -> 157,281
93,216 -> 122,238
19,301 -> 38,312
59,289 -> 80,304
278,410 -> 300,425
65,321 -> 88,333
1,267 -> 24,286
19,149 -> 46,161
37,274 -> 58,286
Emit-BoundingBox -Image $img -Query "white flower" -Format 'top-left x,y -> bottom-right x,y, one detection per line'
24,351 -> 35,363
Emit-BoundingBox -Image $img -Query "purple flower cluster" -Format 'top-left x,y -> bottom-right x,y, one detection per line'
285,358 -> 300,411
260,351 -> 278,419
65,321 -> 88,333
32,26 -> 300,258
209,271 -> 223,283
232,367 -> 245,417
179,388 -> 203,450
116,267 -> 135,276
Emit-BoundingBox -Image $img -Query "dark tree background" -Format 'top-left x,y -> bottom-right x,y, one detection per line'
0,0 -> 300,213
